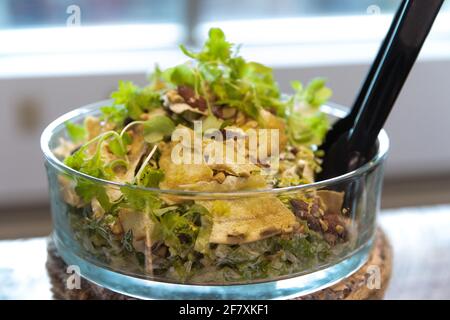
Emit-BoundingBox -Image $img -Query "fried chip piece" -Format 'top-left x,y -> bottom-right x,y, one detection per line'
158,141 -> 214,189
57,175 -> 84,208
169,103 -> 208,115
199,197 -> 298,244
317,190 -> 345,215
85,116 -> 102,141
118,208 -> 154,242
208,163 -> 260,178
259,109 -> 288,151
53,137 -> 77,160
180,175 -> 267,192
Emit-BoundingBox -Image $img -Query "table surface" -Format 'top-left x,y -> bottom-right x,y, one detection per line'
1,205 -> 450,300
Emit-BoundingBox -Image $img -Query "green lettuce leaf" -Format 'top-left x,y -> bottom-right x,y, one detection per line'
287,111 -> 329,146
180,28 -> 232,63
75,179 -> 112,211
292,78 -> 332,109
111,81 -> 162,120
165,64 -> 197,88
143,115 -> 176,143
136,167 -> 164,188
287,78 -> 332,146
120,185 -> 162,212
65,121 -> 86,143
100,105 -> 127,127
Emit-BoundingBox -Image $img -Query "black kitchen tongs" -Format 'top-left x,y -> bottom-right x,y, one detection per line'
318,0 -> 444,180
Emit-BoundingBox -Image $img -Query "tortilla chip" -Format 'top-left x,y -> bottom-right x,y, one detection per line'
180,175 -> 267,192
159,141 -> 214,189
259,109 -> 288,151
208,163 -> 260,178
58,175 -> 84,208
199,197 -> 298,244
317,190 -> 345,215
118,208 -> 154,242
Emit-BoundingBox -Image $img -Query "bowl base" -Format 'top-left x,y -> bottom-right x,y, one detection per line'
46,228 -> 391,300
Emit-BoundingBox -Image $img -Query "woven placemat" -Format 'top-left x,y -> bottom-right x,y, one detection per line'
46,228 -> 392,300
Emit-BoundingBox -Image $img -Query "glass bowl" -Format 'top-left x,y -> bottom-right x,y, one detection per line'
41,100 -> 388,299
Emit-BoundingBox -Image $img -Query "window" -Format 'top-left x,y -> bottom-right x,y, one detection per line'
0,0 -> 183,28
0,0 -> 185,55
197,0 -> 398,21
0,1 -> 449,62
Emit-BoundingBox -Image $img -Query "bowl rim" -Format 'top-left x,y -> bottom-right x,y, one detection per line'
41,100 -> 389,197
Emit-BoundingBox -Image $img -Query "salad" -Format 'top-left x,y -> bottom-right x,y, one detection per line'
54,28 -> 353,283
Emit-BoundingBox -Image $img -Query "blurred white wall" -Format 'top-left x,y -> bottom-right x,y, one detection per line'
0,58 -> 449,206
